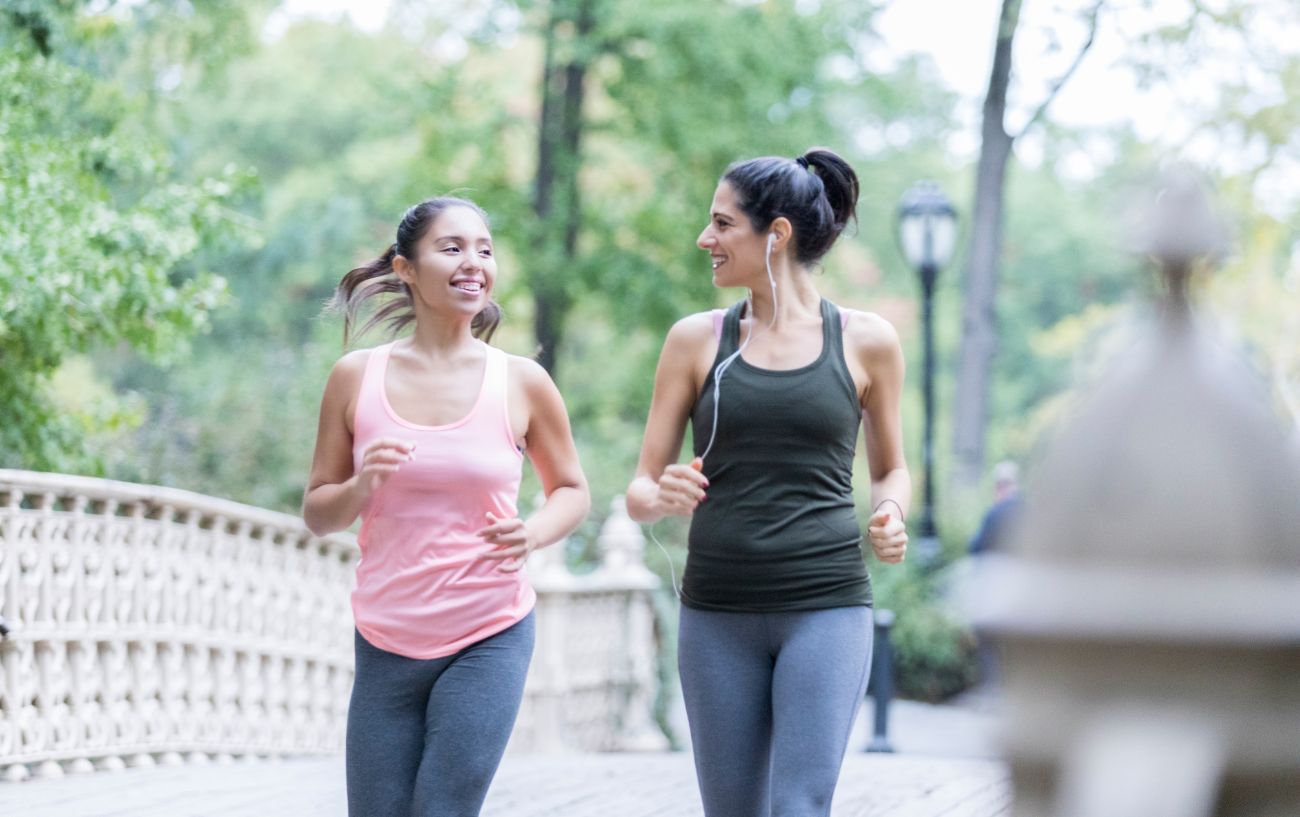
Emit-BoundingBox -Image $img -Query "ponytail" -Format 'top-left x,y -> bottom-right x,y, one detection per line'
470,300 -> 502,343
722,146 -> 860,264
330,244 -> 405,346
800,147 -> 859,233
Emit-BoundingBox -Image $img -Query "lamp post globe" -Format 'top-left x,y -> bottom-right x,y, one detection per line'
897,181 -> 957,292
895,181 -> 957,566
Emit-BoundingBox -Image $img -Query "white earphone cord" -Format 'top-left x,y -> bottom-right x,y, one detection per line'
698,233 -> 779,463
653,234 -> 780,600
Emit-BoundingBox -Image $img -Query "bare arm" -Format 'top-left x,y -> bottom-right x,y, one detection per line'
302,351 -> 414,536
626,314 -> 714,523
850,313 -> 911,563
478,357 -> 590,570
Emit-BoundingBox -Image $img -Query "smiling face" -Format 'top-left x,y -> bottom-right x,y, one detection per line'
396,204 -> 497,321
697,181 -> 768,288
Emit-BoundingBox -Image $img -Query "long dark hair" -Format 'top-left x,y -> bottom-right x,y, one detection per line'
722,147 -> 860,265
330,197 -> 502,346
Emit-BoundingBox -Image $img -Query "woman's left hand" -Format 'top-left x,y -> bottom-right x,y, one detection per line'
867,509 -> 908,564
477,512 -> 538,573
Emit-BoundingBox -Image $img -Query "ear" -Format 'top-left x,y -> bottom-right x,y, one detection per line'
767,217 -> 794,253
392,254 -> 416,285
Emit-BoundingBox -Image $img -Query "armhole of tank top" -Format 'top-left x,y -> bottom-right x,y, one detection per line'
828,303 -> 864,413
494,348 -> 525,459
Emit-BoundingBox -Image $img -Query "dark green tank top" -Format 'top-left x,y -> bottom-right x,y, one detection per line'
683,298 -> 873,612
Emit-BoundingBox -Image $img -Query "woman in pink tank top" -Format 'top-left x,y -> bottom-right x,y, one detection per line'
303,197 -> 589,817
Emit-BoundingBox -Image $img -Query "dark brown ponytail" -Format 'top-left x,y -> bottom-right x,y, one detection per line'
330,197 -> 503,346
721,146 -> 860,265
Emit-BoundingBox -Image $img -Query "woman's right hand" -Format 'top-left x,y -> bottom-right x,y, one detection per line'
352,438 -> 416,501
655,457 -> 708,517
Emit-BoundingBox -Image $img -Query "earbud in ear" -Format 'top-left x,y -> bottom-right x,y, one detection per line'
767,233 -> 776,247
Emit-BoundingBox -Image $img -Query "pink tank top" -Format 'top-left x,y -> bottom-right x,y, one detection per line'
350,340 -> 535,659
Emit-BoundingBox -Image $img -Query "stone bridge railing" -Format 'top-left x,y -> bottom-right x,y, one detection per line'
0,470 -> 664,782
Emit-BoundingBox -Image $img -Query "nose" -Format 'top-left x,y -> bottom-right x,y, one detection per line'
697,226 -> 713,250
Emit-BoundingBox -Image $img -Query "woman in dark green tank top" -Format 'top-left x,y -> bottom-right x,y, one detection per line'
626,148 -> 912,816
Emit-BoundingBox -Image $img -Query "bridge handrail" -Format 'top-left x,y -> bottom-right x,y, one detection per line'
0,471 -> 665,782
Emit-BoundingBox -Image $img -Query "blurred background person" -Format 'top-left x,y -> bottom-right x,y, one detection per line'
968,460 -> 1023,557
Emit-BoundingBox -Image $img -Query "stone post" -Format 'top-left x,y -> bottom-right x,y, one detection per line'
972,171 -> 1300,817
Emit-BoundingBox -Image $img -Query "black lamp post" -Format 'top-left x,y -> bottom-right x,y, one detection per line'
896,181 -> 957,566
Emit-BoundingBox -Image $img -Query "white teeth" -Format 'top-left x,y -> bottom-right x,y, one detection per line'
453,282 -> 482,292
711,258 -> 724,269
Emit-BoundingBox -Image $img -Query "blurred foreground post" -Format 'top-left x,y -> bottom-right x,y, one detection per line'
974,171 -> 1300,817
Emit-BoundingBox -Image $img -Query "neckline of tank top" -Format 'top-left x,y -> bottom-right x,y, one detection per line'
730,298 -> 837,377
377,339 -> 495,431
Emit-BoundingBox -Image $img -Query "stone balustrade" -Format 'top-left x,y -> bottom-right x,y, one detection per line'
0,470 -> 665,782
514,496 -> 665,754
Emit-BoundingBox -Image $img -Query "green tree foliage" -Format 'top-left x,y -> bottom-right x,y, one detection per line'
0,6 -> 249,470
99,19 -> 447,508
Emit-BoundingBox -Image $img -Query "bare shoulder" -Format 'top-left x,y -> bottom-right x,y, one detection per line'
505,352 -> 559,397
664,310 -> 719,349
662,311 -> 724,391
319,348 -> 374,433
842,308 -> 902,364
325,347 -> 372,391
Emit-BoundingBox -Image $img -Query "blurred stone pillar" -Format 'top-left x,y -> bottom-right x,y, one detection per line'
974,171 -> 1300,817
594,496 -> 667,751
523,515 -> 577,754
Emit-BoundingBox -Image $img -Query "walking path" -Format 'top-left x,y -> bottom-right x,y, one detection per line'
0,752 -> 1009,817
1,694 -> 1008,816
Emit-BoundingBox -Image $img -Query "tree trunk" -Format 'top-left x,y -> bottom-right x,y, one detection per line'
952,0 -> 1021,492
532,0 -> 593,375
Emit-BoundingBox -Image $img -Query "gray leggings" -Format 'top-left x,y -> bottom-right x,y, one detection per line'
678,605 -> 873,817
345,612 -> 535,817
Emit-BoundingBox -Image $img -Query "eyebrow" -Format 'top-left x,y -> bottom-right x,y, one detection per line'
434,234 -> 492,244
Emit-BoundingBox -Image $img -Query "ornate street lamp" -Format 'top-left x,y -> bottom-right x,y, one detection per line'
896,181 -> 957,565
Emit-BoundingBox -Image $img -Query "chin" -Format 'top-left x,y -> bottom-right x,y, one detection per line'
711,269 -> 739,288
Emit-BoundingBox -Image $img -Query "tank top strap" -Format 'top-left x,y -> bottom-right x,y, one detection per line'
822,298 -> 841,345
353,341 -> 396,437
475,345 -> 518,450
822,299 -> 860,410
718,299 -> 748,357
479,345 -> 507,406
